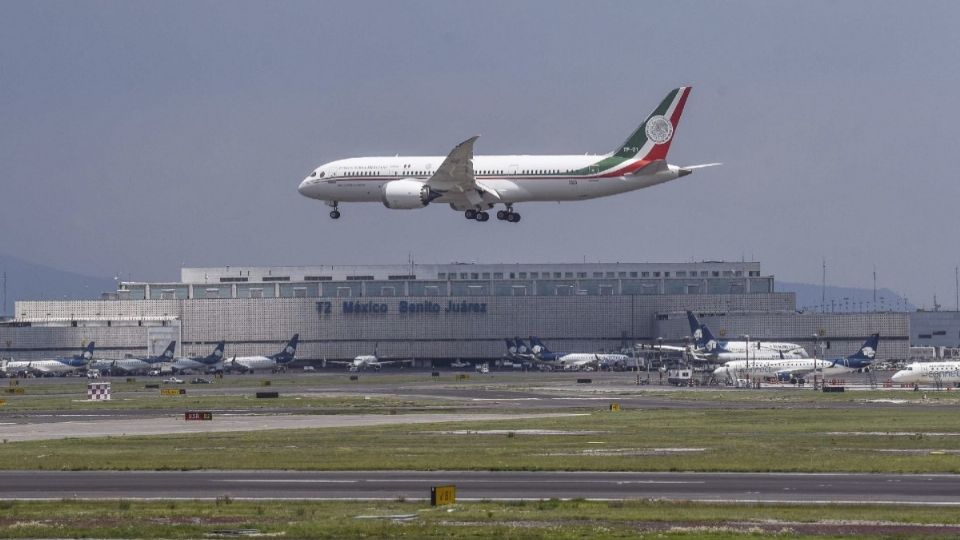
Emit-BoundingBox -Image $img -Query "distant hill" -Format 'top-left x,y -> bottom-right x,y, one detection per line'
0,254 -> 115,315
776,281 -> 914,312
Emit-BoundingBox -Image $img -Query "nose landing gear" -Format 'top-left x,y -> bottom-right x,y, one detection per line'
328,202 -> 341,219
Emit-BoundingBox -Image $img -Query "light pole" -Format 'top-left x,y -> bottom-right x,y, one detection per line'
740,334 -> 750,386
656,337 -> 662,385
812,334 -> 820,390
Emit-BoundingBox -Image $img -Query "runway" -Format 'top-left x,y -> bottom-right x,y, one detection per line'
0,412 -> 582,442
2,470 -> 958,504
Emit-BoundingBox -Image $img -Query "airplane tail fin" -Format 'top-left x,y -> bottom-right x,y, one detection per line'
514,337 -> 529,356
208,341 -> 225,362
612,86 -> 691,162
848,334 -> 880,362
529,336 -> 551,355
161,341 -> 177,360
80,341 -> 96,361
273,334 -> 299,363
688,311 -> 717,349
686,311 -> 701,338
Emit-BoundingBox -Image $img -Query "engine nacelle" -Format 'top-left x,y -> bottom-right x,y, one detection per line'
381,179 -> 438,209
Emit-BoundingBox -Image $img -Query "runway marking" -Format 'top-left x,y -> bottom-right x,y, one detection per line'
615,481 -> 706,485
217,479 -> 359,484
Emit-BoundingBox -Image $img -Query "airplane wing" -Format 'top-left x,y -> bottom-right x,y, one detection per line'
375,359 -> 414,366
323,360 -> 353,367
426,136 -> 501,207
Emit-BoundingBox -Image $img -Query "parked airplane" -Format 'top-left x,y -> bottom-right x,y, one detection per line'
2,342 -> 95,376
687,311 -> 809,362
891,356 -> 960,385
92,341 -> 177,375
323,343 -> 411,371
505,338 -> 533,361
527,337 -> 629,370
225,334 -> 299,373
298,87 -> 718,221
169,341 -> 225,374
714,334 -> 880,382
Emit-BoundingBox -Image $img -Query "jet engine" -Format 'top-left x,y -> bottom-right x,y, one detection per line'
380,179 -> 439,209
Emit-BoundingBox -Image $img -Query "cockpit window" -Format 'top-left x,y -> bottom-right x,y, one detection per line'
310,171 -> 317,177
318,171 -> 325,178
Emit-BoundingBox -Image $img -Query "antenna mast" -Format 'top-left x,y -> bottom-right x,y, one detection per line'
821,259 -> 826,312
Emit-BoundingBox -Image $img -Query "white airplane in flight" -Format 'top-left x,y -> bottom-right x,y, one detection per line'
891,359 -> 960,385
298,87 -> 718,222
324,344 -> 411,371
226,335 -> 299,374
714,334 -> 879,382
2,342 -> 95,376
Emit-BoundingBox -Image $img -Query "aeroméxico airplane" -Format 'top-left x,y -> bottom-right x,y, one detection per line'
225,334 -> 299,374
2,342 -> 95,376
298,87 -> 718,222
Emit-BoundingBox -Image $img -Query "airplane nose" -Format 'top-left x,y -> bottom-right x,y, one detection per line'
298,178 -> 311,197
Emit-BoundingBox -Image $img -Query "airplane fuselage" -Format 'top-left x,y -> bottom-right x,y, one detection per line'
299,154 -> 684,209
4,359 -> 87,375
891,362 -> 960,384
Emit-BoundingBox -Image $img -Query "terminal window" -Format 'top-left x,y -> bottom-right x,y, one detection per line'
593,272 -> 603,278
642,272 -> 649,277
676,271 -> 687,277
577,272 -> 586,278
630,272 -> 638,277
494,273 -> 503,279
530,272 -> 538,279
482,272 -> 490,279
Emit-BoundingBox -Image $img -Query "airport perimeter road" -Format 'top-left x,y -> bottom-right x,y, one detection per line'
1,471 -> 959,504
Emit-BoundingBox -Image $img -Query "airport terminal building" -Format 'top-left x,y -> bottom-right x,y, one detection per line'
0,261 -> 909,363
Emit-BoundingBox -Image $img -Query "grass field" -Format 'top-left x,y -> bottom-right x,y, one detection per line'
3,408 -> 960,473
0,499 -> 958,539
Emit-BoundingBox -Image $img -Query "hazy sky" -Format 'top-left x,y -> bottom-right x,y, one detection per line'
2,1 -> 959,307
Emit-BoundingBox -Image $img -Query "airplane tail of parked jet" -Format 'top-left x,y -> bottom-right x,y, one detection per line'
158,341 -> 177,361
270,334 -> 299,364
78,341 -> 96,362
204,341 -> 225,364
687,312 -> 719,351
832,334 -> 880,369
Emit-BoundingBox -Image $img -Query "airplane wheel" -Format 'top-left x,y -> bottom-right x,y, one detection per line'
464,209 -> 477,220
476,211 -> 489,222
329,210 -> 341,219
496,210 -> 507,220
508,213 -> 521,223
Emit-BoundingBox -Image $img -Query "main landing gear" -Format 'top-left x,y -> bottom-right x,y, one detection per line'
464,209 -> 489,222
328,201 -> 341,219
496,205 -> 521,223
465,205 -> 520,223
